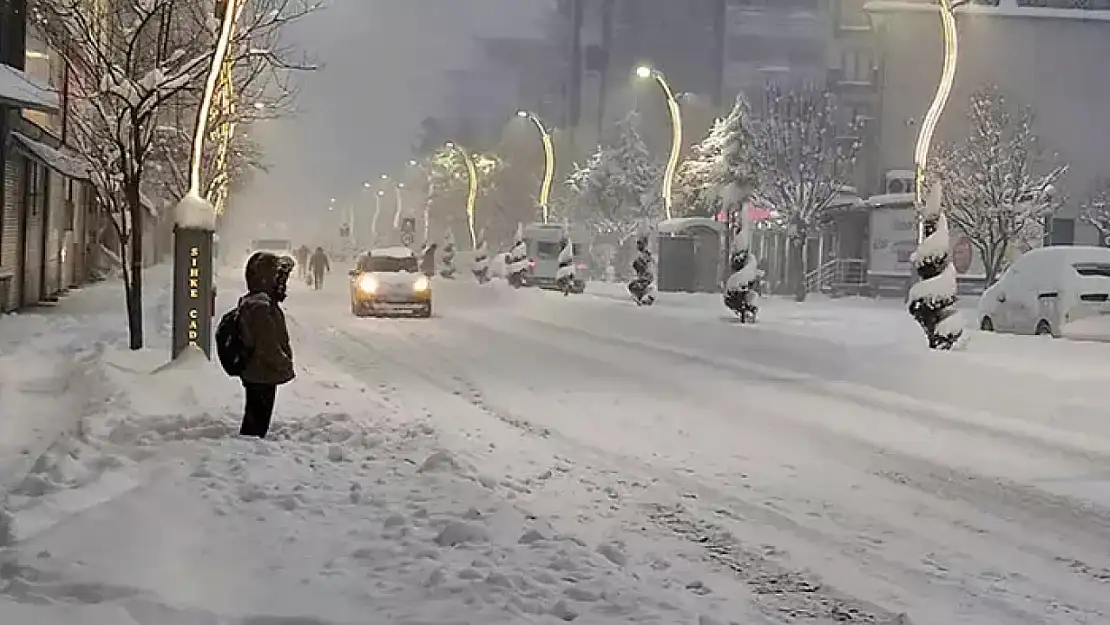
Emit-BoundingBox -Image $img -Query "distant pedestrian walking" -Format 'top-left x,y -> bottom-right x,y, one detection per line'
309,246 -> 330,290
295,245 -> 310,279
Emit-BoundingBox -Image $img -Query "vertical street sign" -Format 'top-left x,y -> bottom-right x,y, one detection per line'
171,226 -> 214,359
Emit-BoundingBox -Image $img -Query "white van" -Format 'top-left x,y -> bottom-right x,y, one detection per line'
978,246 -> 1110,339
520,223 -> 588,292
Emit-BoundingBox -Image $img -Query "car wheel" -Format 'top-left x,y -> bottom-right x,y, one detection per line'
1035,320 -> 1053,336
980,316 -> 994,332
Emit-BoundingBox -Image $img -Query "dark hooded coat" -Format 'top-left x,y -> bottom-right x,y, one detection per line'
238,252 -> 295,385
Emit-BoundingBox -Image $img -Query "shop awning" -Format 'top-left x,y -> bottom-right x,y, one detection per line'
0,64 -> 59,112
12,132 -> 90,181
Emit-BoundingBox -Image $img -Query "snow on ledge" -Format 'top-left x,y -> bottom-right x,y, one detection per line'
174,191 -> 216,231
864,0 -> 1110,22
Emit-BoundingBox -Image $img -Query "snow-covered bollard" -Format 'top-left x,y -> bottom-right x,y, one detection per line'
472,240 -> 490,284
439,231 -> 457,279
556,239 -> 576,296
172,191 -> 217,360
723,228 -> 759,323
506,223 -> 529,288
908,184 -> 965,349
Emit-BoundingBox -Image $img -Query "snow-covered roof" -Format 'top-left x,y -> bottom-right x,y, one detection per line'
0,64 -> 59,111
657,217 -> 726,235
11,133 -> 89,181
861,192 -> 916,208
865,0 -> 1110,22
370,246 -> 416,259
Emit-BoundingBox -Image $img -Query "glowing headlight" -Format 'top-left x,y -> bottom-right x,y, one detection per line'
358,275 -> 378,293
413,276 -> 430,292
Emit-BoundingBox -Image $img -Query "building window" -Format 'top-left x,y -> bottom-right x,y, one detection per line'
26,162 -> 46,216
840,48 -> 873,83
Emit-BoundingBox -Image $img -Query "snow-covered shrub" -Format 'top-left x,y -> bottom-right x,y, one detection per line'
723,229 -> 759,322
556,239 -> 576,295
439,231 -> 457,279
506,223 -> 529,287
908,184 -> 965,350
472,239 -> 490,284
627,238 -> 656,305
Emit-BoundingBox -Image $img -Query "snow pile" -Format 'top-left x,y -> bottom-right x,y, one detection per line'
908,184 -> 965,350
174,190 -> 217,230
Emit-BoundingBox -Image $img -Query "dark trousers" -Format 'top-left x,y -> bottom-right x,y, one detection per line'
241,382 -> 277,438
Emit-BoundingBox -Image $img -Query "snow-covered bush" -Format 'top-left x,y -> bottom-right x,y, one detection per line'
472,239 -> 490,284
440,230 -> 457,279
908,184 -> 965,350
723,229 -> 759,322
556,239 -> 576,295
1080,177 -> 1110,246
506,223 -> 529,287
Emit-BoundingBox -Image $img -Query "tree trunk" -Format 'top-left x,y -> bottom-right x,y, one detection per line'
792,237 -> 808,302
125,180 -> 144,350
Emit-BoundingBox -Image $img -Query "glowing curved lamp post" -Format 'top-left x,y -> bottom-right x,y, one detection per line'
445,142 -> 479,248
913,0 -> 965,238
171,0 -> 241,360
516,110 -> 556,224
635,65 -> 682,221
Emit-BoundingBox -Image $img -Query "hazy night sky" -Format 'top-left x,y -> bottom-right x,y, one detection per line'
229,0 -> 546,243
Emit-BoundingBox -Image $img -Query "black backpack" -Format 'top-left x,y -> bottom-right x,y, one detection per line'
215,307 -> 251,376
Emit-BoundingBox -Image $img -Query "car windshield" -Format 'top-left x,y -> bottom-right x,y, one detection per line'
534,241 -> 561,259
252,239 -> 291,251
362,255 -> 417,273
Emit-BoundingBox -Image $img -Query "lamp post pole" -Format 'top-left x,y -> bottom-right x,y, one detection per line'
445,142 -> 479,248
516,110 -> 556,224
171,0 -> 241,360
912,0 -> 964,241
636,66 -> 682,221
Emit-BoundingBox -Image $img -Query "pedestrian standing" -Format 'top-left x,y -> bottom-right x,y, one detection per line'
237,252 -> 295,438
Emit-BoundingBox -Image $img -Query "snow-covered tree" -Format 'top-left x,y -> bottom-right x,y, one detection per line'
1079,177 -> 1110,247
723,228 -> 760,322
908,184 -> 964,350
426,148 -> 503,242
32,0 -> 317,349
472,236 -> 490,283
556,239 -> 576,295
674,117 -> 726,218
440,229 -> 457,279
754,86 -> 859,301
714,93 -> 761,219
505,222 -> 529,287
568,112 -> 662,247
930,85 -> 1067,284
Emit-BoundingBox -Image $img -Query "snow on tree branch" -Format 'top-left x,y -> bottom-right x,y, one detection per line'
1080,177 -> 1110,247
754,85 -> 859,241
568,112 -> 662,245
929,85 -> 1067,283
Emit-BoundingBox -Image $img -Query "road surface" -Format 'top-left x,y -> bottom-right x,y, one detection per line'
282,275 -> 1110,625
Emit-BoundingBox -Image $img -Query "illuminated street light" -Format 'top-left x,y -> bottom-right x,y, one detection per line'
913,0 -> 967,239
408,159 -> 418,167
445,142 -> 479,248
515,110 -> 556,224
634,65 -> 682,221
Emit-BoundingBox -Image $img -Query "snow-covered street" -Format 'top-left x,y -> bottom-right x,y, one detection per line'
3,273 -> 1110,625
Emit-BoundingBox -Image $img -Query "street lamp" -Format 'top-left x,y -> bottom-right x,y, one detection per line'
445,141 -> 479,248
392,182 -> 406,229
635,65 -> 682,221
913,0 -> 966,234
516,110 -> 556,224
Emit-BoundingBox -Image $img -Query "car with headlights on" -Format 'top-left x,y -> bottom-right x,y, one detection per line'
349,247 -> 432,317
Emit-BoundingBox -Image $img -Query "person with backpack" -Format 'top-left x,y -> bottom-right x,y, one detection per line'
309,246 -> 330,290
217,251 -> 295,438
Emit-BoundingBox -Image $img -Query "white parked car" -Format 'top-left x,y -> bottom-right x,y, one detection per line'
978,246 -> 1110,339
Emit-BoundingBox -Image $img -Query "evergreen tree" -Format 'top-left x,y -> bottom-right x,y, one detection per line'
723,228 -> 760,322
472,236 -> 490,284
556,239 -> 576,296
908,184 -> 965,350
506,222 -> 529,287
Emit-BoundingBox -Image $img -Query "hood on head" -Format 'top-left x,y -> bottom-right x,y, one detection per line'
245,252 -> 295,293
